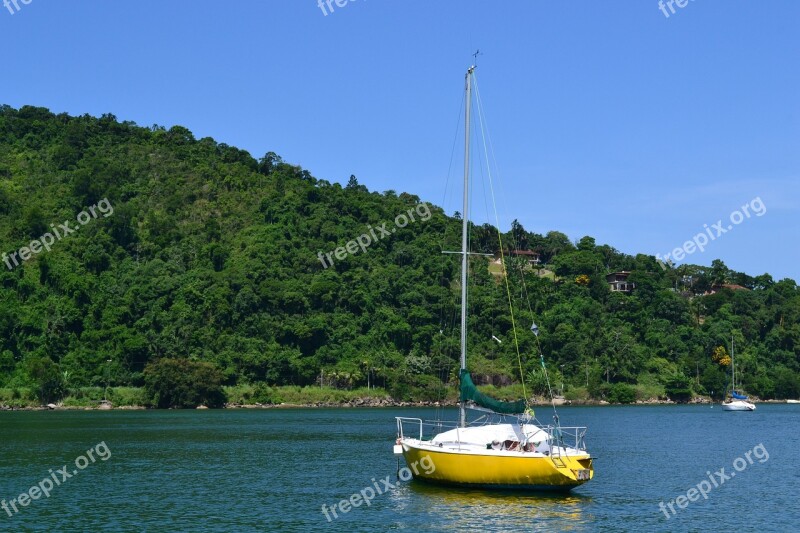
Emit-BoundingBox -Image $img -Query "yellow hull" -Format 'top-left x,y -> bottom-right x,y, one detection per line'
401,442 -> 593,491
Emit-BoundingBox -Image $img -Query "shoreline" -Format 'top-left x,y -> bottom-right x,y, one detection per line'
2,397 -> 793,411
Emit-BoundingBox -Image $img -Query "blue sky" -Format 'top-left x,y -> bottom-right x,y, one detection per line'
2,1 -> 798,281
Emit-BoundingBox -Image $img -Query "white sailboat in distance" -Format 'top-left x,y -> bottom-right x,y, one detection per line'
722,336 -> 756,412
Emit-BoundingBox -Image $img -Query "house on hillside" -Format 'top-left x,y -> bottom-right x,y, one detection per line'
508,249 -> 540,265
702,283 -> 750,296
607,271 -> 635,292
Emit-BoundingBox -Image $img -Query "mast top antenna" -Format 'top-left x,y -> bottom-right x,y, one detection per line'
472,49 -> 482,66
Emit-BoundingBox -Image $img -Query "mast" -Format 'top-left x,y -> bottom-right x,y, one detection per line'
459,65 -> 475,428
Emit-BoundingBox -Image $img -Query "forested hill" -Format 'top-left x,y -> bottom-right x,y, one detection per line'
1,105 -> 798,406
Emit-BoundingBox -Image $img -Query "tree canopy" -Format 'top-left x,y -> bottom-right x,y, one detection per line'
0,105 -> 798,405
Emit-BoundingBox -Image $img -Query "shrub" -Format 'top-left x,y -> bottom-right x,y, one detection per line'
589,381 -> 612,400
409,375 -> 449,402
252,383 -> 283,404
390,374 -> 447,402
27,357 -> 66,404
664,374 -> 693,403
109,387 -> 148,406
143,359 -> 226,408
223,384 -> 254,405
564,387 -> 589,402
773,367 -> 800,400
608,383 -> 636,404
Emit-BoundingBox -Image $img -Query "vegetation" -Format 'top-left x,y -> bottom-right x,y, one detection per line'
0,105 -> 798,408
224,384 -> 393,406
143,359 -> 226,408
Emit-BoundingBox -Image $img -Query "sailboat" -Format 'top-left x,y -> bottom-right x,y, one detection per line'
393,64 -> 593,491
721,336 -> 756,412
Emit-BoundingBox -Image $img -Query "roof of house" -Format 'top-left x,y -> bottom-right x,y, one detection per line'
713,283 -> 750,291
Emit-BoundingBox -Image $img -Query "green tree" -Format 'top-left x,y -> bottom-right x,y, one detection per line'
27,357 -> 66,404
608,383 -> 636,404
143,359 -> 226,408
664,374 -> 693,403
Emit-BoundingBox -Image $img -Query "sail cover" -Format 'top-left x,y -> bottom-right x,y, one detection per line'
459,369 -> 527,415
731,391 -> 748,400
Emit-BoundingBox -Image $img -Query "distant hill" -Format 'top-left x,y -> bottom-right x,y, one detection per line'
1,105 -> 798,405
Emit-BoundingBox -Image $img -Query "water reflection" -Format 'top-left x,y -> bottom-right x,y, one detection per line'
389,479 -> 593,531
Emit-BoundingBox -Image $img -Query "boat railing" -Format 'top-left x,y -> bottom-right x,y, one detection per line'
397,417 -> 588,451
396,417 -> 460,441
543,425 -> 588,452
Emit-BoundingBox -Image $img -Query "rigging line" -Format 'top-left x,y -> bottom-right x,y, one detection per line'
534,334 -> 560,418
472,119 -> 507,361
473,73 -> 528,406
473,75 -> 532,312
469,76 -> 501,348
438,88 -> 466,333
471,74 -> 532,307
475,75 -> 561,420
467,75 -> 492,251
439,87 -> 466,253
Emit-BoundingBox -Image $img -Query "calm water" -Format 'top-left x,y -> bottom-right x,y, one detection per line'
1,405 -> 798,532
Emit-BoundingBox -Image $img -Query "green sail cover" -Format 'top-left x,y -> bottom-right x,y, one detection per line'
459,369 -> 527,415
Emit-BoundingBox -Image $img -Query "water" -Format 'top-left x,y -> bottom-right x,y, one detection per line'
1,405 -> 798,532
